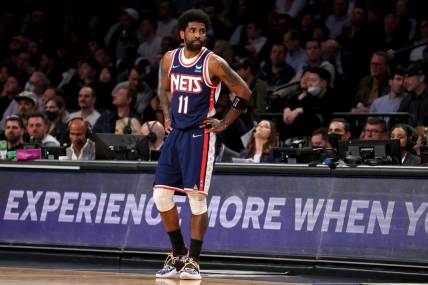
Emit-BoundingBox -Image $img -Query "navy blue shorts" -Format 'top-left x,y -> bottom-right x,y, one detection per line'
153,128 -> 216,195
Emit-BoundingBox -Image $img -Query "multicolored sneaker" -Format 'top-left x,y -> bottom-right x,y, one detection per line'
179,257 -> 201,280
155,253 -> 186,278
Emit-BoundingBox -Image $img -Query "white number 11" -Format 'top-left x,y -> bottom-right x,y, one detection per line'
178,95 -> 189,114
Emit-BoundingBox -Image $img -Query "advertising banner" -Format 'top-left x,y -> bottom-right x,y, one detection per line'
1,167 -> 427,264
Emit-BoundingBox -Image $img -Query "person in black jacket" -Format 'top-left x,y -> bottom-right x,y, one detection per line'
390,123 -> 421,166
280,66 -> 337,140
397,62 -> 428,127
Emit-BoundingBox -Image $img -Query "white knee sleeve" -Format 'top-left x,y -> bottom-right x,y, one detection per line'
188,192 -> 208,215
153,188 -> 175,212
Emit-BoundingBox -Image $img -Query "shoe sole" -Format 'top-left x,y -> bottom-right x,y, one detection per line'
155,269 -> 178,279
180,272 -> 202,280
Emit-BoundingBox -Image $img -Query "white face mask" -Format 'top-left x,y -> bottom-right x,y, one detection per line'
308,85 -> 321,96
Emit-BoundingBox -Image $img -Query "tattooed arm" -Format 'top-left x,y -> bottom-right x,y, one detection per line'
200,54 -> 252,133
159,51 -> 173,132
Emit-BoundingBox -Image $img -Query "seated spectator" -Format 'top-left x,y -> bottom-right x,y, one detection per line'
66,117 -> 95,160
409,18 -> 428,62
328,118 -> 352,149
156,0 -> 178,38
283,30 -> 307,72
397,62 -> 428,127
2,91 -> 38,127
93,86 -> 140,134
104,7 -> 140,61
352,51 -> 390,113
337,7 -> 370,96
41,87 -> 64,110
321,39 -> 344,78
113,66 -> 154,115
137,15 -> 162,67
213,39 -> 234,63
258,42 -> 295,90
239,119 -> 276,163
201,1 -> 231,40
360,117 -> 389,140
39,52 -> 62,87
24,71 -> 50,111
61,57 -> 100,111
274,0 -> 306,18
369,68 -> 406,114
395,0 -> 417,41
142,95 -> 165,125
26,112 -> 60,147
68,86 -> 101,128
390,124 -> 421,165
44,96 -> 69,143
4,115 -> 25,151
281,67 -> 336,140
380,14 -> 409,53
96,66 -> 116,111
311,127 -> 331,148
275,39 -> 335,98
236,58 -> 269,116
0,75 -> 22,121
115,117 -> 141,135
141,120 -> 165,151
243,18 -> 269,63
325,0 -> 351,39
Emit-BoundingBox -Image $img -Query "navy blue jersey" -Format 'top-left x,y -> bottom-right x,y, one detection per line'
168,47 -> 221,129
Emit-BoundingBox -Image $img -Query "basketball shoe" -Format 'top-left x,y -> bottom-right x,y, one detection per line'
179,257 -> 201,280
156,252 -> 186,278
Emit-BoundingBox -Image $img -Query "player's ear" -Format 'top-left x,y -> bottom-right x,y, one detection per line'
179,30 -> 185,41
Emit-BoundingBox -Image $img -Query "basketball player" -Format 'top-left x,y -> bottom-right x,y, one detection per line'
153,9 -> 251,280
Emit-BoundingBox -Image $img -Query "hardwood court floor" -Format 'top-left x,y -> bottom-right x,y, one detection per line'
0,267 -> 299,285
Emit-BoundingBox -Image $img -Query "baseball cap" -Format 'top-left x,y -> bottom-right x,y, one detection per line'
123,8 -> 140,22
405,63 -> 426,77
14,91 -> 38,105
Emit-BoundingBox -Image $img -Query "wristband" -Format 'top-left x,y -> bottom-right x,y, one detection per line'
231,96 -> 248,110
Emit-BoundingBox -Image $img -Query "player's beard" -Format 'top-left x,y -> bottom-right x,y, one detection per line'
186,40 -> 202,51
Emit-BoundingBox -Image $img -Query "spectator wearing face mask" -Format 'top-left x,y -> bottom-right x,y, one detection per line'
279,67 -> 337,141
44,96 -> 69,144
327,118 -> 352,150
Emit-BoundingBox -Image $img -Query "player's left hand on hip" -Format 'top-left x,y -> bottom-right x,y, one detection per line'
199,118 -> 226,133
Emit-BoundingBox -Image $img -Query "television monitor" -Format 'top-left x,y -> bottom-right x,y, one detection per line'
338,139 -> 401,165
94,133 -> 149,161
42,147 -> 66,160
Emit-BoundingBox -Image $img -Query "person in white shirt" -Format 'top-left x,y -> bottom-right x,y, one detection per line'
68,86 -> 100,128
66,117 -> 95,160
26,112 -> 60,147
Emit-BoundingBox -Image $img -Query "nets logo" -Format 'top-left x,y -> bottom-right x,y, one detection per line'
171,73 -> 203,93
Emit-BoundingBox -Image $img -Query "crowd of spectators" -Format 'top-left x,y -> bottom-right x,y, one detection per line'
0,0 -> 428,165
